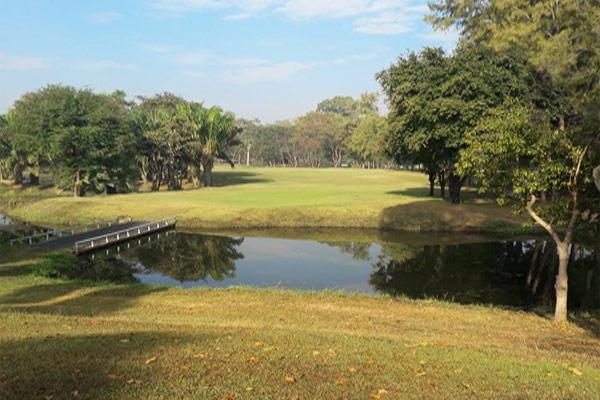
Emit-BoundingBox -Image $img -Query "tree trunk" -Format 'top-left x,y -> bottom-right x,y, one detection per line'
526,193 -> 579,322
448,174 -> 462,204
428,171 -> 436,197
246,144 -> 251,167
29,172 -> 39,185
555,244 -> 570,322
202,161 -> 213,187
73,169 -> 82,197
13,164 -> 23,185
438,171 -> 446,199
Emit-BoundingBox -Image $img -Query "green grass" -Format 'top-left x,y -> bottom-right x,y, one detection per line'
2,167 -> 526,232
1,253 -> 599,399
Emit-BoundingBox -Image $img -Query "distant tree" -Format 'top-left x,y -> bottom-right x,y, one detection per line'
317,93 -> 378,118
348,112 -> 387,169
294,112 -> 348,167
0,114 -> 10,181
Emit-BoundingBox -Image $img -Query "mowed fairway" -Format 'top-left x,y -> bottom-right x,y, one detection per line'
4,167 -> 524,231
1,254 -> 600,399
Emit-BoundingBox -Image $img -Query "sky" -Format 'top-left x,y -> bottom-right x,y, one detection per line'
0,0 -> 458,123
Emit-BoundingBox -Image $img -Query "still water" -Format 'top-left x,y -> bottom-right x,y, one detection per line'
78,230 -> 600,311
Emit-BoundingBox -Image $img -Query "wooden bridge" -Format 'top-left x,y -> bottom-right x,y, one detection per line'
12,217 -> 177,254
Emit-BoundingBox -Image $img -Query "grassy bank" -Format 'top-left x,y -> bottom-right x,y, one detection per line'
0,253 -> 599,399
2,167 -> 526,232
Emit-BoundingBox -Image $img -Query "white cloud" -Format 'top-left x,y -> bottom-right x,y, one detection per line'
0,53 -> 51,70
72,60 -> 139,70
172,52 -> 216,65
88,12 -> 124,24
332,52 -> 377,65
354,12 -> 413,35
146,0 -> 429,35
420,27 -> 460,42
223,61 -> 311,83
142,43 -> 181,54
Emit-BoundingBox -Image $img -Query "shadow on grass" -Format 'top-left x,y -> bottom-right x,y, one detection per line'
0,331 -> 213,399
386,187 -> 480,202
211,170 -> 272,187
0,282 -> 166,317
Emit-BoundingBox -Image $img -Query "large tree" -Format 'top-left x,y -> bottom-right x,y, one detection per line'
378,46 -> 533,203
429,0 -> 600,321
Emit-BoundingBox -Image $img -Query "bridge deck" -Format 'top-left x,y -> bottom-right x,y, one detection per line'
37,221 -> 148,251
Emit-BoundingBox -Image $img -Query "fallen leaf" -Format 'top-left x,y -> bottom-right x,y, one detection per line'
72,390 -> 79,397
263,346 -> 275,352
366,360 -> 376,366
419,360 -> 427,365
246,387 -> 254,392
454,368 -> 463,374
348,367 -> 357,373
568,367 -> 583,376
192,353 -> 207,360
312,351 -> 320,356
285,376 -> 296,384
370,389 -> 389,399
145,357 -> 157,365
248,356 -> 260,363
180,363 -> 191,371
415,371 -> 427,377
336,378 -> 347,385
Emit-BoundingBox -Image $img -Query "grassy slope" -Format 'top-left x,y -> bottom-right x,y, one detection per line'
1,254 -> 599,399
2,167 -> 525,232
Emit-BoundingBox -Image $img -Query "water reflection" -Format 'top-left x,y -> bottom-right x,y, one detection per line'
78,231 -> 600,311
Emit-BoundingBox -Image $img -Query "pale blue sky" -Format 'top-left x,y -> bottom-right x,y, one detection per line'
0,0 -> 457,122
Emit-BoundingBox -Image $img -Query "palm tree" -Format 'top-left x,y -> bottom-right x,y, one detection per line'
194,106 -> 241,187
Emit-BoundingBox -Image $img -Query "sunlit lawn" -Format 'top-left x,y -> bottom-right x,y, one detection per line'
0,253 -> 599,399
2,167 -> 525,232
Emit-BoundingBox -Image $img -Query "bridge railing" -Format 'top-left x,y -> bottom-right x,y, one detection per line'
74,217 -> 177,254
9,216 -> 133,246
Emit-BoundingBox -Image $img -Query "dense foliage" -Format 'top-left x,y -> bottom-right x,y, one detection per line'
231,93 -> 389,168
424,0 -> 600,321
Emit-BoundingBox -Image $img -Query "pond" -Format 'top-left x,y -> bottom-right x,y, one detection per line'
78,230 -> 600,311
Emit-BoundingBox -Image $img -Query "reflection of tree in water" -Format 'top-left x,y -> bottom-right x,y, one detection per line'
74,256 -> 140,284
323,242 -> 372,261
370,241 -> 600,310
129,233 -> 244,283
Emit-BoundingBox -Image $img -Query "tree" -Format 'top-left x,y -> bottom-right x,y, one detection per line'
132,94 -> 193,191
429,0 -> 600,321
317,93 -> 378,118
196,106 -> 241,187
378,46 -> 532,203
348,112 -> 387,169
50,89 -> 136,196
0,114 -> 10,181
294,111 -> 348,167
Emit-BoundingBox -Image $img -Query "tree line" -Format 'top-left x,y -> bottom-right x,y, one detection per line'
0,88 -> 390,196
0,88 -> 240,196
231,93 -> 389,168
378,0 -> 600,322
